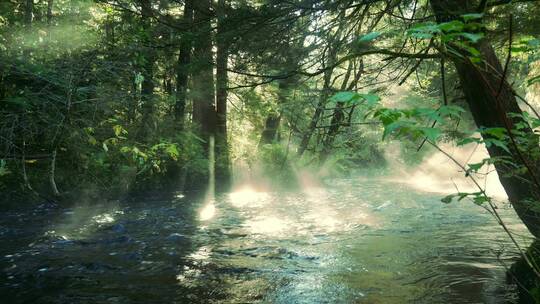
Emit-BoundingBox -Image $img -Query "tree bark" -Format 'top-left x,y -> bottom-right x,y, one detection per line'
215,0 -> 231,189
258,79 -> 291,147
320,60 -> 360,162
259,113 -> 282,147
47,0 -> 53,24
25,0 -> 33,26
138,0 -> 156,138
430,0 -> 540,238
191,0 -> 216,143
297,63 -> 334,157
175,0 -> 193,130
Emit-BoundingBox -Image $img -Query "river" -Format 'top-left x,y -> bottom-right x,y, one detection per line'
0,177 -> 533,303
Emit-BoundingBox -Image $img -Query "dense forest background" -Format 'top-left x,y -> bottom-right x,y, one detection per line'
0,0 -> 539,211
3,0 -> 540,302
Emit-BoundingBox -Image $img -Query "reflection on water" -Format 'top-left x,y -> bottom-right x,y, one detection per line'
0,177 -> 533,303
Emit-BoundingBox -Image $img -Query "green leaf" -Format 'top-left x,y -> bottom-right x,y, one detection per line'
438,105 -> 465,118
473,195 -> 489,205
382,121 -> 409,140
358,32 -> 381,43
419,127 -> 441,142
461,13 -> 484,22
407,22 -> 440,39
468,162 -> 484,172
359,93 -> 380,106
438,20 -> 464,32
486,139 -> 511,153
441,194 -> 455,204
88,136 -> 98,145
102,142 -> 109,152
457,137 -> 481,146
491,139 -> 510,153
165,144 -> 179,160
330,91 -> 358,103
409,32 -> 434,39
481,127 -> 506,139
113,125 -> 123,137
460,32 -> 484,43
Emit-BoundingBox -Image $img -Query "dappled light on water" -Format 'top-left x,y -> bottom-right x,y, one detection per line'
1,178 -> 531,303
92,213 -> 116,224
199,201 -> 216,221
228,187 -> 270,208
200,136 -> 217,222
244,216 -> 290,235
42,204 -> 123,241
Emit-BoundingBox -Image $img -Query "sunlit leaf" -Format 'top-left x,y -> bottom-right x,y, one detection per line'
438,20 -> 464,32
330,91 -> 358,103
359,93 -> 380,106
460,32 -> 483,43
419,127 -> 441,142
358,32 -> 381,43
461,13 -> 484,22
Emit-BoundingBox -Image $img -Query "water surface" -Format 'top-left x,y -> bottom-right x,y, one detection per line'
0,177 -> 532,303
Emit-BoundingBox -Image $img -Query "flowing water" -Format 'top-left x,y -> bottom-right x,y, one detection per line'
0,177 -> 534,303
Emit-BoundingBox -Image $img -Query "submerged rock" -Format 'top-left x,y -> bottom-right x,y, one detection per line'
166,233 -> 186,242
111,224 -> 126,233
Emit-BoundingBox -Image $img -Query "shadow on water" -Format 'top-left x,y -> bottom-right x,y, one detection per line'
0,190 -> 247,303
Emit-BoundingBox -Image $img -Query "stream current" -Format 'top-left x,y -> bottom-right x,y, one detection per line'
0,177 -> 532,303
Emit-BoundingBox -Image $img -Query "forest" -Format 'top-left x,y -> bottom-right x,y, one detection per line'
1,0 -> 540,303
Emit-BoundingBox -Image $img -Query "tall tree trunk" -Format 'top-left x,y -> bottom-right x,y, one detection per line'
191,0 -> 216,144
320,102 -> 344,162
25,0 -> 33,26
215,0 -> 231,189
258,79 -> 290,147
47,0 -> 53,24
320,60 -> 360,162
259,114 -> 282,147
138,0 -> 155,139
175,0 -> 193,130
430,0 -> 540,238
297,64 -> 334,157
23,0 -> 33,59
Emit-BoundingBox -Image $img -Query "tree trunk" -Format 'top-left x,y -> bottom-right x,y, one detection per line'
297,65 -> 334,157
320,60 -> 360,162
259,114 -> 282,147
47,0 -> 53,24
175,0 -> 193,130
320,102 -> 344,162
25,0 -> 33,26
258,79 -> 291,147
215,0 -> 231,189
138,0 -> 155,138
430,0 -> 540,238
191,0 -> 216,143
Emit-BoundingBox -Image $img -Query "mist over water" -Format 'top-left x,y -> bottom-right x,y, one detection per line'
1,168 -> 533,303
385,141 -> 507,199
